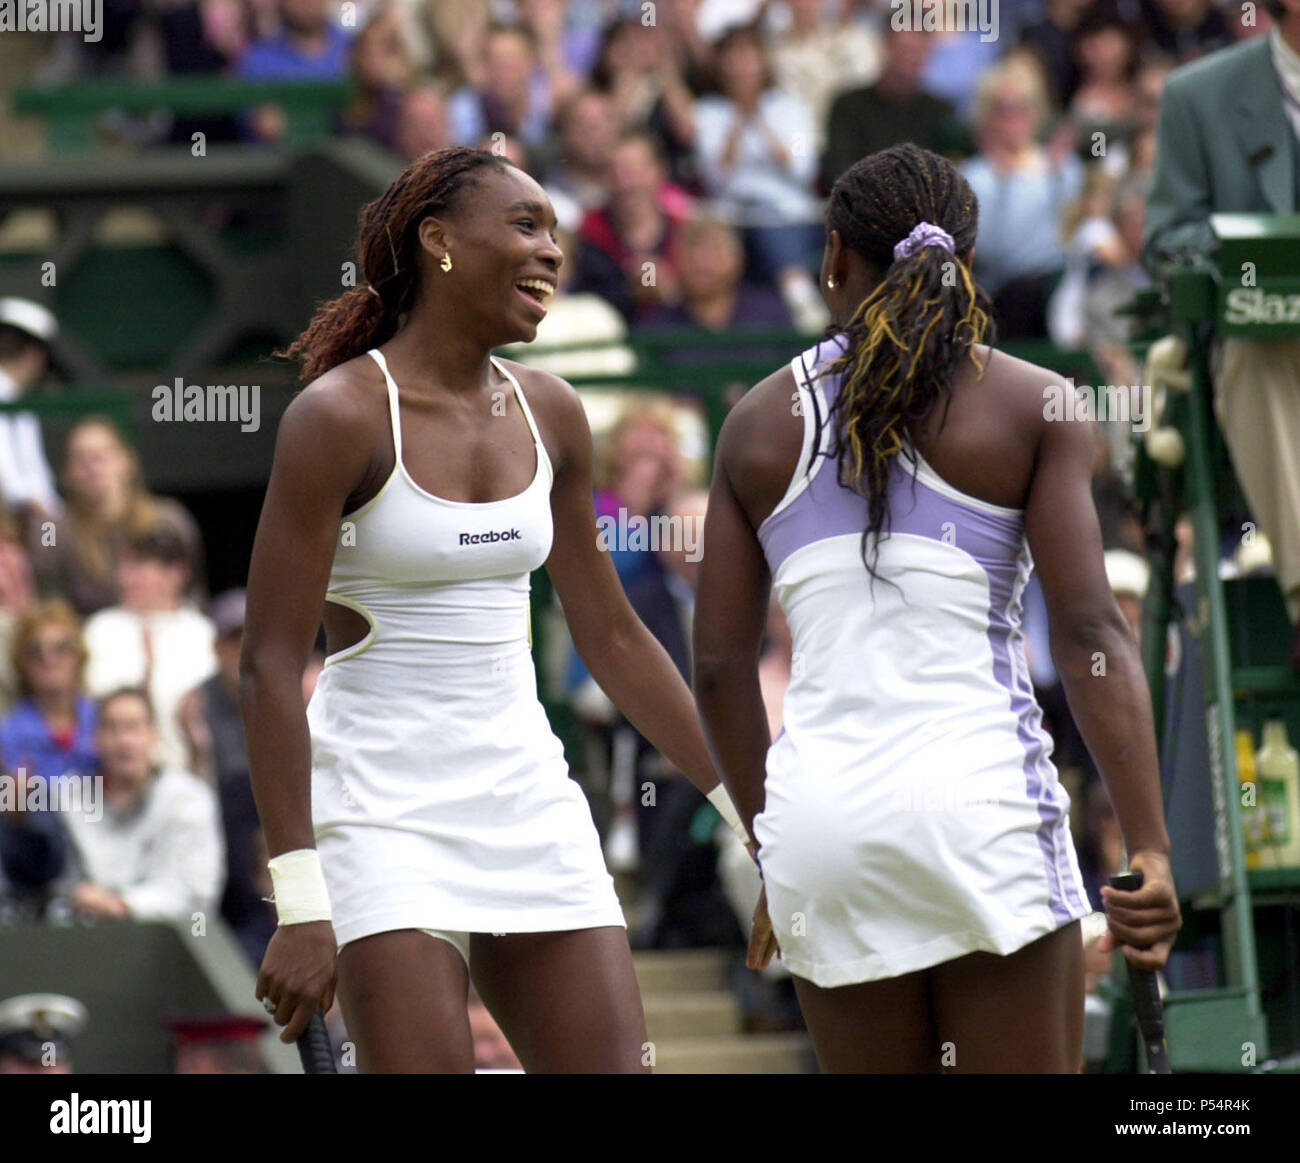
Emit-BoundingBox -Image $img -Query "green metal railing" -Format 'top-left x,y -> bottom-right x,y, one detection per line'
13,78 -> 355,153
1127,214 -> 1300,1072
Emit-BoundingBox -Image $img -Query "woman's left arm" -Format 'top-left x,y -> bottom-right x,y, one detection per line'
537,371 -> 721,798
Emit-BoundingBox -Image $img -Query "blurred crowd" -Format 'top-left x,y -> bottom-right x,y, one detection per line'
11,0 -> 1261,354
0,0 -> 1288,1065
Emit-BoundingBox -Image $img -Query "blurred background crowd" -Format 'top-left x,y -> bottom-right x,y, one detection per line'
0,0 -> 1283,1071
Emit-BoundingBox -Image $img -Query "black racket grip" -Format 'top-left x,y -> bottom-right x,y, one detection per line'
296,1009 -> 337,1074
1108,870 -> 1172,1074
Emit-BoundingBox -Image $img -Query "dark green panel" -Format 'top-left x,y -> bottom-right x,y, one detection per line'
54,246 -> 214,369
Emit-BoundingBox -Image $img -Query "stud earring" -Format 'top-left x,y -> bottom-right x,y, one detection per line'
440,253 -> 453,273
826,276 -> 837,289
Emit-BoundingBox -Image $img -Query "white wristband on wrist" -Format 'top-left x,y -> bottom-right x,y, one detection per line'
267,849 -> 332,925
706,783 -> 751,847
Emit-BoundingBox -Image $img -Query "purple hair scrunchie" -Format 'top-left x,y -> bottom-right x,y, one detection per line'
893,222 -> 955,262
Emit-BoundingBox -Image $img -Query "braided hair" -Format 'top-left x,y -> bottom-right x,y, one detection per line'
279,147 -> 516,382
816,143 -> 994,583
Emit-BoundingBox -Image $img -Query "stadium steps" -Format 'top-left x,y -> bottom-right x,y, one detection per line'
632,948 -> 816,1074
650,1032 -> 817,1075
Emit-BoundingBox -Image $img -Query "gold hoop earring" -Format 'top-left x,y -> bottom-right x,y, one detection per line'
440,253 -> 453,273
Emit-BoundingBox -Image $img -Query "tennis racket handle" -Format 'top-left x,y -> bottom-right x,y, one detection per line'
1109,870 -> 1172,1074
296,1009 -> 337,1074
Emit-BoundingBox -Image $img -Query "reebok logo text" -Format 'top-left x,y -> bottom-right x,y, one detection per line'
459,529 -> 522,545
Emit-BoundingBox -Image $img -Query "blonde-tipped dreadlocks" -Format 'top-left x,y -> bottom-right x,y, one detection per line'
815,143 -> 994,584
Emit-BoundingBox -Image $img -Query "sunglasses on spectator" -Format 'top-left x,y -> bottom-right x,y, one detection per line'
24,640 -> 78,661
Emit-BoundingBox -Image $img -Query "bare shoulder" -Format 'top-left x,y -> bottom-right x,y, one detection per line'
493,357 -> 592,462
971,345 -> 1074,445
494,357 -> 585,419
280,354 -> 387,443
719,363 -> 799,461
716,362 -> 803,527
268,355 -> 389,499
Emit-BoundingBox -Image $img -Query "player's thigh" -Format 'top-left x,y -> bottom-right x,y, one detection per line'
929,921 -> 1084,1074
336,929 -> 473,1073
792,968 -> 941,1074
469,926 -> 649,1074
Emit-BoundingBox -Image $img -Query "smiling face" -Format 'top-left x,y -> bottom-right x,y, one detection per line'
415,164 -> 563,347
19,616 -> 84,701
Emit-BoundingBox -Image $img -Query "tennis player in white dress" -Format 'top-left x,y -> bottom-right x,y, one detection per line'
242,148 -> 751,1073
694,145 -> 1181,1073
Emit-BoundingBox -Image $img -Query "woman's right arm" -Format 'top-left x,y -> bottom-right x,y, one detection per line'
240,371 -> 374,1041
1023,388 -> 1182,971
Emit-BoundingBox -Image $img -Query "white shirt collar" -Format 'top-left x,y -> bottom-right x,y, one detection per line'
1271,27 -> 1300,99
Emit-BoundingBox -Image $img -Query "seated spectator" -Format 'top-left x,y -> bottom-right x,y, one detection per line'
157,0 -> 259,145
516,0 -> 584,111
33,415 -> 205,619
769,0 -> 882,158
544,88 -> 619,214
1018,0 -> 1093,109
0,600 -> 95,919
0,762 -> 69,923
626,486 -> 742,949
1082,176 -> 1154,385
83,525 -> 217,774
241,0 -> 353,77
499,227 -> 636,378
1067,8 -> 1141,155
58,687 -> 223,924
590,15 -> 701,186
919,28 -> 1005,124
340,3 -> 416,154
239,0 -> 355,144
1,600 -> 97,789
1139,0 -> 1234,61
0,299 -> 61,529
574,130 -> 696,322
178,589 -> 276,966
0,510 -> 35,713
565,400 -> 686,728
692,22 -> 825,331
423,0 -> 489,88
394,84 -> 453,162
821,29 -> 960,191
657,0 -> 716,96
961,61 -> 1084,338
1047,166 -> 1125,348
637,215 -> 794,375
166,1012 -> 270,1074
480,131 -> 531,171
1144,12 -> 1300,665
447,23 -> 555,150
1120,54 -> 1174,179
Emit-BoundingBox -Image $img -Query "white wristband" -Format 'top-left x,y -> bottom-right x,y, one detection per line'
706,783 -> 751,847
267,849 -> 332,925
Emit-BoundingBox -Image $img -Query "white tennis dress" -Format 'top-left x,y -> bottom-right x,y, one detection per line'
306,348 -> 625,949
753,337 -> 1092,988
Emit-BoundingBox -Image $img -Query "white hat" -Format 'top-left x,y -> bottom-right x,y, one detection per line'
0,992 -> 86,1044
0,298 -> 57,345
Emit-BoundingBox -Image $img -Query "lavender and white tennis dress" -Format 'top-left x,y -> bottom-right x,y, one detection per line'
753,337 -> 1091,988
306,349 -> 625,957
